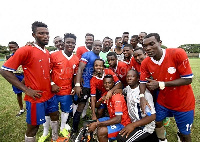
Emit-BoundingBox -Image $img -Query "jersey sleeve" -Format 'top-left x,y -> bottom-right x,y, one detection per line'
140,58 -> 151,83
175,48 -> 193,78
1,46 -> 30,72
113,94 -> 123,115
76,47 -> 82,60
80,52 -> 89,64
90,77 -> 97,96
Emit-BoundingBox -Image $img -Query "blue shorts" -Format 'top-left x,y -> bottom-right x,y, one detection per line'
98,117 -> 124,140
56,95 -> 73,113
12,74 -> 24,94
155,103 -> 194,135
26,95 -> 58,125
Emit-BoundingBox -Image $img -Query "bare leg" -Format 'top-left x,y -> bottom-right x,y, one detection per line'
17,93 -> 23,110
97,126 -> 108,142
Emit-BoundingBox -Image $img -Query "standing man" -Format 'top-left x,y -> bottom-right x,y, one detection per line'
122,32 -> 129,48
138,32 -> 147,46
110,37 -> 124,61
0,21 -> 63,142
123,44 -> 133,64
53,36 -> 64,51
130,35 -> 139,50
139,33 -> 195,142
76,33 -> 94,59
99,37 -> 110,68
71,40 -> 102,138
6,41 -> 25,116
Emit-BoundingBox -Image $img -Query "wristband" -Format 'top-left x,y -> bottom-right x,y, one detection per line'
159,81 -> 165,90
75,83 -> 81,87
51,82 -> 55,85
139,93 -> 145,98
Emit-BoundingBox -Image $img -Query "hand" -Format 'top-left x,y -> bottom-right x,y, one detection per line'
146,78 -> 159,90
119,123 -> 135,138
74,86 -> 82,98
24,88 -> 43,100
105,90 -> 113,100
101,95 -> 106,101
88,122 -> 97,132
51,84 -> 60,93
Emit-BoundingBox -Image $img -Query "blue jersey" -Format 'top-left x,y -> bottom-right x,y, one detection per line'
80,51 -> 100,88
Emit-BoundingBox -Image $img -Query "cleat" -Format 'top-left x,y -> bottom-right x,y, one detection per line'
38,132 -> 50,142
51,137 -> 69,142
163,117 -> 170,126
60,128 -> 70,139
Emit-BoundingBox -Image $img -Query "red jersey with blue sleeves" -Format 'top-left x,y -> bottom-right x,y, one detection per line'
140,48 -> 195,111
50,50 -> 79,95
80,51 -> 100,88
105,93 -> 131,126
1,45 -> 53,103
90,69 -> 120,97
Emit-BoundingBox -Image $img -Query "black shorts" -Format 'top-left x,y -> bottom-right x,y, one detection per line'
78,87 -> 91,103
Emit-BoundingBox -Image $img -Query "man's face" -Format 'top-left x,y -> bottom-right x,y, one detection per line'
103,77 -> 114,91
123,46 -> 132,58
54,37 -> 64,50
122,34 -> 129,44
94,60 -> 104,75
143,36 -> 161,57
107,55 -> 117,68
92,40 -> 102,55
133,49 -> 146,64
64,38 -> 76,54
8,44 -> 18,53
33,27 -> 49,46
103,38 -> 110,50
126,70 -> 139,86
115,38 -> 122,48
138,33 -> 146,44
85,36 -> 94,48
130,37 -> 138,48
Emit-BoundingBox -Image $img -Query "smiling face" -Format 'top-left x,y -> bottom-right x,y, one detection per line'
8,43 -> 19,53
54,37 -> 64,50
85,35 -> 94,49
32,27 -> 49,47
143,36 -> 162,59
138,32 -> 146,44
64,37 -> 76,54
94,60 -> 104,75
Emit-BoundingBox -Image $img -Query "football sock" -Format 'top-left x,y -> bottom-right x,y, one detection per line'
73,111 -> 81,131
60,112 -> 69,131
50,121 -> 59,141
82,101 -> 88,118
25,135 -> 36,142
73,103 -> 78,116
43,116 -> 50,136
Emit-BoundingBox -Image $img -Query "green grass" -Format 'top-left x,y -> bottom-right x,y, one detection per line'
0,59 -> 200,142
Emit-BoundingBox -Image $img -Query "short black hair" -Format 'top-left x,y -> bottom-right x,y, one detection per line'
32,21 -> 47,33
94,58 -> 105,66
139,32 -> 147,36
64,33 -> 77,42
131,35 -> 138,39
123,32 -> 129,35
103,36 -> 110,42
115,37 -> 122,43
85,33 -> 94,39
134,47 -> 145,53
124,44 -> 133,49
128,69 -> 140,79
8,41 -> 18,46
145,33 -> 160,42
104,74 -> 113,80
107,52 -> 117,59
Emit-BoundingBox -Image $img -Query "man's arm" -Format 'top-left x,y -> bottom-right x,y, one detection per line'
0,69 -> 42,100
74,62 -> 86,97
91,96 -> 97,120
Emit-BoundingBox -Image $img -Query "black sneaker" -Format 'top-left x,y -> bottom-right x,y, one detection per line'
16,109 -> 25,117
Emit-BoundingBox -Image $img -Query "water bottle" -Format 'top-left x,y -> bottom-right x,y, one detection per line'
145,105 -> 152,116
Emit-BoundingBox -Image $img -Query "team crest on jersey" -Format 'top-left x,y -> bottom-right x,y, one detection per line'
168,67 -> 176,74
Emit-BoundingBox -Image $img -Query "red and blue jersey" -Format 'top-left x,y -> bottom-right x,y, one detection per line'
140,48 -> 195,112
90,69 -> 120,97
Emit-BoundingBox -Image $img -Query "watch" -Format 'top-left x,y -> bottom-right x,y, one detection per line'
139,93 -> 145,98
75,83 -> 81,87
159,81 -> 165,90
51,82 -> 55,85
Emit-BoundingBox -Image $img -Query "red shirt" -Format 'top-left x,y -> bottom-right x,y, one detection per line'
130,57 -> 141,73
76,46 -> 90,59
2,45 -> 53,103
140,48 -> 195,111
109,61 -> 130,87
90,69 -> 120,96
50,51 -> 79,95
104,92 -> 131,126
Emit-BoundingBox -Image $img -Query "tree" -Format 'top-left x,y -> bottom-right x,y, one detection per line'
179,44 -> 200,53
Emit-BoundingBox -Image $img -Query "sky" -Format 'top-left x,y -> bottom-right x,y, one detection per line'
0,0 -> 199,49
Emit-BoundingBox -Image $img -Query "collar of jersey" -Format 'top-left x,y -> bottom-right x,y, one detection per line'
114,60 -> 119,72
62,50 -> 73,60
150,49 -> 166,66
34,44 -> 46,53
93,70 -> 105,80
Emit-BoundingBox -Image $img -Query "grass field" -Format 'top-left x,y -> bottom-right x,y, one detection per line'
0,59 -> 200,142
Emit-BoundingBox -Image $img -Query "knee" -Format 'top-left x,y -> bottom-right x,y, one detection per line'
26,125 -> 39,137
97,126 -> 108,137
156,121 -> 163,128
49,111 -> 59,121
